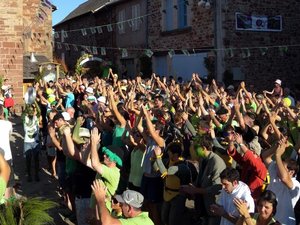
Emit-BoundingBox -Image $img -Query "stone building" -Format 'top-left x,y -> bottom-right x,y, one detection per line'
0,0 -> 54,110
53,0 -> 148,78
148,0 -> 300,91
53,0 -> 300,93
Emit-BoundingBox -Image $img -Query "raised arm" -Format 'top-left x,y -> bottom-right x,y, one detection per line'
275,137 -> 293,189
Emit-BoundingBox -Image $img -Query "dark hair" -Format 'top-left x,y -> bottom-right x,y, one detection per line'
166,142 -> 183,155
285,158 -> 299,177
220,168 -> 240,183
52,113 -> 64,122
154,95 -> 164,102
257,190 -> 277,215
195,135 -> 213,151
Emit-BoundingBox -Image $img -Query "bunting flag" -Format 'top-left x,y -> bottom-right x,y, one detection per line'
90,27 -> 96,34
62,31 -> 68,38
145,49 -> 153,58
85,46 -> 92,53
81,28 -> 87,36
57,42 -> 62,49
182,49 -> 190,56
73,44 -> 78,51
118,22 -> 124,32
64,43 -> 70,50
226,48 -> 234,58
127,20 -> 133,27
242,48 -> 250,58
279,46 -> 288,56
168,49 -> 175,58
97,26 -> 103,34
92,47 -> 98,55
107,24 -> 113,32
101,47 -> 106,55
260,47 -> 268,56
122,49 -> 128,58
54,32 -> 59,39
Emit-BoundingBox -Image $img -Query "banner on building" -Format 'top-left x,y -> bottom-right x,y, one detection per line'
235,13 -> 282,32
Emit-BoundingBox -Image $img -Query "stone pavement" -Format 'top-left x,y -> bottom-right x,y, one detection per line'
10,116 -> 75,225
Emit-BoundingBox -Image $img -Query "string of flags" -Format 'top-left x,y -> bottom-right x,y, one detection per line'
54,41 -> 300,59
54,14 -> 147,38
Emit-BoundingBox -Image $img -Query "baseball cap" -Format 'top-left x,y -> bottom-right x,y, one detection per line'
86,87 -> 94,94
115,190 -> 144,208
62,112 -> 71,121
97,96 -> 107,104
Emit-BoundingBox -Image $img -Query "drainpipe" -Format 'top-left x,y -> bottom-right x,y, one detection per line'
215,0 -> 224,82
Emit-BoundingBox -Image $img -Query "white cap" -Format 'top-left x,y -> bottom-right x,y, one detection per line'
86,87 -> 94,94
97,96 -> 106,104
62,112 -> 71,121
227,85 -> 234,90
275,79 -> 282,86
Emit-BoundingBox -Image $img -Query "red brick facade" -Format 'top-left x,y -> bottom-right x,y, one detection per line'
0,0 -> 53,111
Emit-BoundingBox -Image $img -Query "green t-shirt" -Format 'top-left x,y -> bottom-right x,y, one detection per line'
90,164 -> 120,211
112,125 -> 125,148
129,149 -> 144,187
119,212 -> 154,225
0,176 -> 7,204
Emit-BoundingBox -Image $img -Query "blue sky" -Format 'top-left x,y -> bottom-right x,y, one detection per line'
52,0 -> 87,25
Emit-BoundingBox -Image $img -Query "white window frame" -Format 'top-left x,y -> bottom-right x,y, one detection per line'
132,4 -> 141,31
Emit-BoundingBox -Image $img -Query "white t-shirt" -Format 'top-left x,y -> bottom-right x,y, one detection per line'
267,161 -> 300,225
0,120 -> 12,160
217,181 -> 255,225
23,116 -> 39,143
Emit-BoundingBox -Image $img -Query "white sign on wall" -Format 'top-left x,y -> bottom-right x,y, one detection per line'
236,13 -> 282,32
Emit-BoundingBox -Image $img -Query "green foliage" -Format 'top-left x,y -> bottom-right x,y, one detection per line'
0,75 -> 3,90
75,54 -> 93,75
0,197 -> 57,225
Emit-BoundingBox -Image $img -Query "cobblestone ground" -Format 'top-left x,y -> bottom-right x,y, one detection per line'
10,116 -> 75,225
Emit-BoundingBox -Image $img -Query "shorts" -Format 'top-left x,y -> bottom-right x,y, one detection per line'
140,175 -> 163,203
24,142 -> 40,153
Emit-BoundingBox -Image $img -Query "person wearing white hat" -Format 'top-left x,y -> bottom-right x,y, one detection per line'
263,79 -> 283,101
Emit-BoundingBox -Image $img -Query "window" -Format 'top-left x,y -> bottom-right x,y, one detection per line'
118,9 -> 125,34
178,0 -> 187,28
165,0 -> 174,31
132,4 -> 140,31
162,0 -> 189,31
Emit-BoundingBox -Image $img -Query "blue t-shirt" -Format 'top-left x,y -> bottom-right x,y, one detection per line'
65,92 -> 75,108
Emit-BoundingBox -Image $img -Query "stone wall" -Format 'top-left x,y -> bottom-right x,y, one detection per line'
54,10 -> 115,72
222,0 -> 300,93
148,0 -> 214,51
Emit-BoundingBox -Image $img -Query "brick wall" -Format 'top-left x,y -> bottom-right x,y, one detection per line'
0,0 -> 53,112
0,0 -> 24,110
222,0 -> 300,93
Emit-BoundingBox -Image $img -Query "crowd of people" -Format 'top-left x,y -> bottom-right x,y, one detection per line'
0,70 -> 300,225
